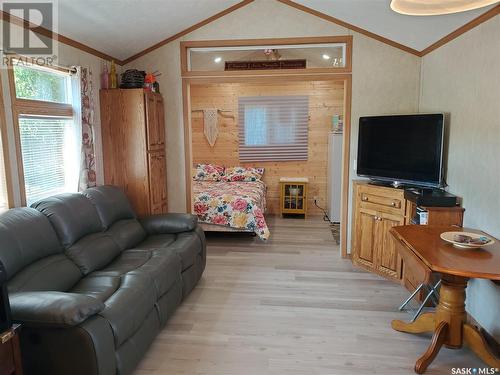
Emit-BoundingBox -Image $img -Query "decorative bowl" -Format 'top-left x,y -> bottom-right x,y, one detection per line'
440,231 -> 495,249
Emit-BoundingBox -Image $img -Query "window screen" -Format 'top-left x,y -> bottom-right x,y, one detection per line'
238,95 -> 309,162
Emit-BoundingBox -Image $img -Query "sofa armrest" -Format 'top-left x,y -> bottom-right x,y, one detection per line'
139,213 -> 198,234
9,291 -> 105,328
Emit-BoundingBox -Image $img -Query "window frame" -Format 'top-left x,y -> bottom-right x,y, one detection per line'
0,73 -> 14,211
7,59 -> 74,206
181,36 -> 353,78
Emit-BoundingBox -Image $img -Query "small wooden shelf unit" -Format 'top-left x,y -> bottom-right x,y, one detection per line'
351,181 -> 464,293
279,178 -> 308,217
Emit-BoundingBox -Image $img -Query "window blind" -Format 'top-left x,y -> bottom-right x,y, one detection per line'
19,117 -> 74,205
0,133 -> 8,212
238,95 -> 309,162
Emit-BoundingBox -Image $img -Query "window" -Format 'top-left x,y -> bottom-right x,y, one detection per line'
183,37 -> 352,74
238,95 -> 309,162
13,65 -> 71,103
11,63 -> 79,206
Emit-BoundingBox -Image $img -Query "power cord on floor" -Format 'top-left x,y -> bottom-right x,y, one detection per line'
314,199 -> 331,222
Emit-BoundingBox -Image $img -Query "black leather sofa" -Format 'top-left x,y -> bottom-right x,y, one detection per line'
0,185 -> 206,375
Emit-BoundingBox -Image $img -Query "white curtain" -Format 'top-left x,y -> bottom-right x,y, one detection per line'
66,66 -> 83,193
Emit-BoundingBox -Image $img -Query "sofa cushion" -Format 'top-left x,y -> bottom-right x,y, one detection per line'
71,275 -> 121,302
91,249 -> 181,299
8,254 -> 82,293
99,273 -> 157,346
136,232 -> 201,271
83,186 -> 136,229
136,233 -> 177,249
90,250 -> 151,277
66,233 -> 121,275
32,193 -> 103,248
106,219 -> 146,250
0,208 -> 63,279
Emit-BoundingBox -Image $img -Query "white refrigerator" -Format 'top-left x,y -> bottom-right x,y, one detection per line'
327,132 -> 343,223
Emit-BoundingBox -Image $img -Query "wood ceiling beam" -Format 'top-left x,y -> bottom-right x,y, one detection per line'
419,4 -> 500,56
276,0 -> 422,56
276,0 -> 500,58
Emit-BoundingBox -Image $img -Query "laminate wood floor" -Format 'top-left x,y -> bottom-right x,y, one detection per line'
134,216 -> 484,375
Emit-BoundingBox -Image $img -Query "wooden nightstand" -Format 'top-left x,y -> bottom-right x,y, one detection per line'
279,177 -> 308,217
0,324 -> 23,375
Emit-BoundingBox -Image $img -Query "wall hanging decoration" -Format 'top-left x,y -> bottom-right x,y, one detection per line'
203,109 -> 219,147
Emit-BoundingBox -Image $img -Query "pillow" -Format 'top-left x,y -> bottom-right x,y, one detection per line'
224,167 -> 264,182
193,164 -> 225,181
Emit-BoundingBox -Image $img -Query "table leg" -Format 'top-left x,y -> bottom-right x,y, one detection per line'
392,312 -> 435,334
415,321 -> 448,374
435,275 -> 468,349
392,275 -> 469,373
463,324 -> 500,368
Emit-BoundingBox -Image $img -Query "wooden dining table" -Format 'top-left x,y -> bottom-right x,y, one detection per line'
390,225 -> 500,374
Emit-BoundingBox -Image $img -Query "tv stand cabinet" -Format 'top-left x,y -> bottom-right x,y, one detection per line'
351,181 -> 464,291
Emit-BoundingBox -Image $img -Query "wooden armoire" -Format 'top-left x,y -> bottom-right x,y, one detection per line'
99,89 -> 167,216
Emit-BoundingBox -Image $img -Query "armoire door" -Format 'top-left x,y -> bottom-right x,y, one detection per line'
155,95 -> 165,147
145,92 -> 163,151
148,150 -> 167,214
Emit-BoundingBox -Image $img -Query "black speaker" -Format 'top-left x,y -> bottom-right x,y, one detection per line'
0,261 -> 12,332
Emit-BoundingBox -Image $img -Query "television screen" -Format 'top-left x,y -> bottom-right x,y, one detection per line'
357,114 -> 444,187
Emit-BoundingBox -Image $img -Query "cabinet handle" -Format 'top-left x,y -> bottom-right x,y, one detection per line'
391,202 -> 396,207
362,196 -> 369,201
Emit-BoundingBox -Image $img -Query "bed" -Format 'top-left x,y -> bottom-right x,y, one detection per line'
192,179 -> 270,240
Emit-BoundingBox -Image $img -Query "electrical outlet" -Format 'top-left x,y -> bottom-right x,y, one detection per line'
313,196 -> 319,202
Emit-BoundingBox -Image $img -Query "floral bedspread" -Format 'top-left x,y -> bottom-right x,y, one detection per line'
193,180 -> 270,240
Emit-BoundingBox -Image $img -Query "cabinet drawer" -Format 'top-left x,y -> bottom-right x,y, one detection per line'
360,192 -> 403,212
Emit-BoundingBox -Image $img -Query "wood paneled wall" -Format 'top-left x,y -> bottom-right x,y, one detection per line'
190,80 -> 344,215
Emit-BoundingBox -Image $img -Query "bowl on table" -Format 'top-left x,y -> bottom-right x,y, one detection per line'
440,231 -> 495,249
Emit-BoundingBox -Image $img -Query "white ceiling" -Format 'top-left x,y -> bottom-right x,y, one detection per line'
57,0 -> 242,60
52,0 -> 498,61
295,0 -> 497,51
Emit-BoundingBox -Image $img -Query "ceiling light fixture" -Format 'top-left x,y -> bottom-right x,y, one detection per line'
390,0 -> 498,16
322,54 -> 331,60
214,57 -> 222,63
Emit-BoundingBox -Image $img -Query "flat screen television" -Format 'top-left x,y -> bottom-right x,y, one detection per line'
357,114 -> 445,188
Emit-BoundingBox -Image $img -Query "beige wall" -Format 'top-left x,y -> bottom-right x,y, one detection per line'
0,25 -> 108,206
123,0 -> 421,251
419,16 -> 500,340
